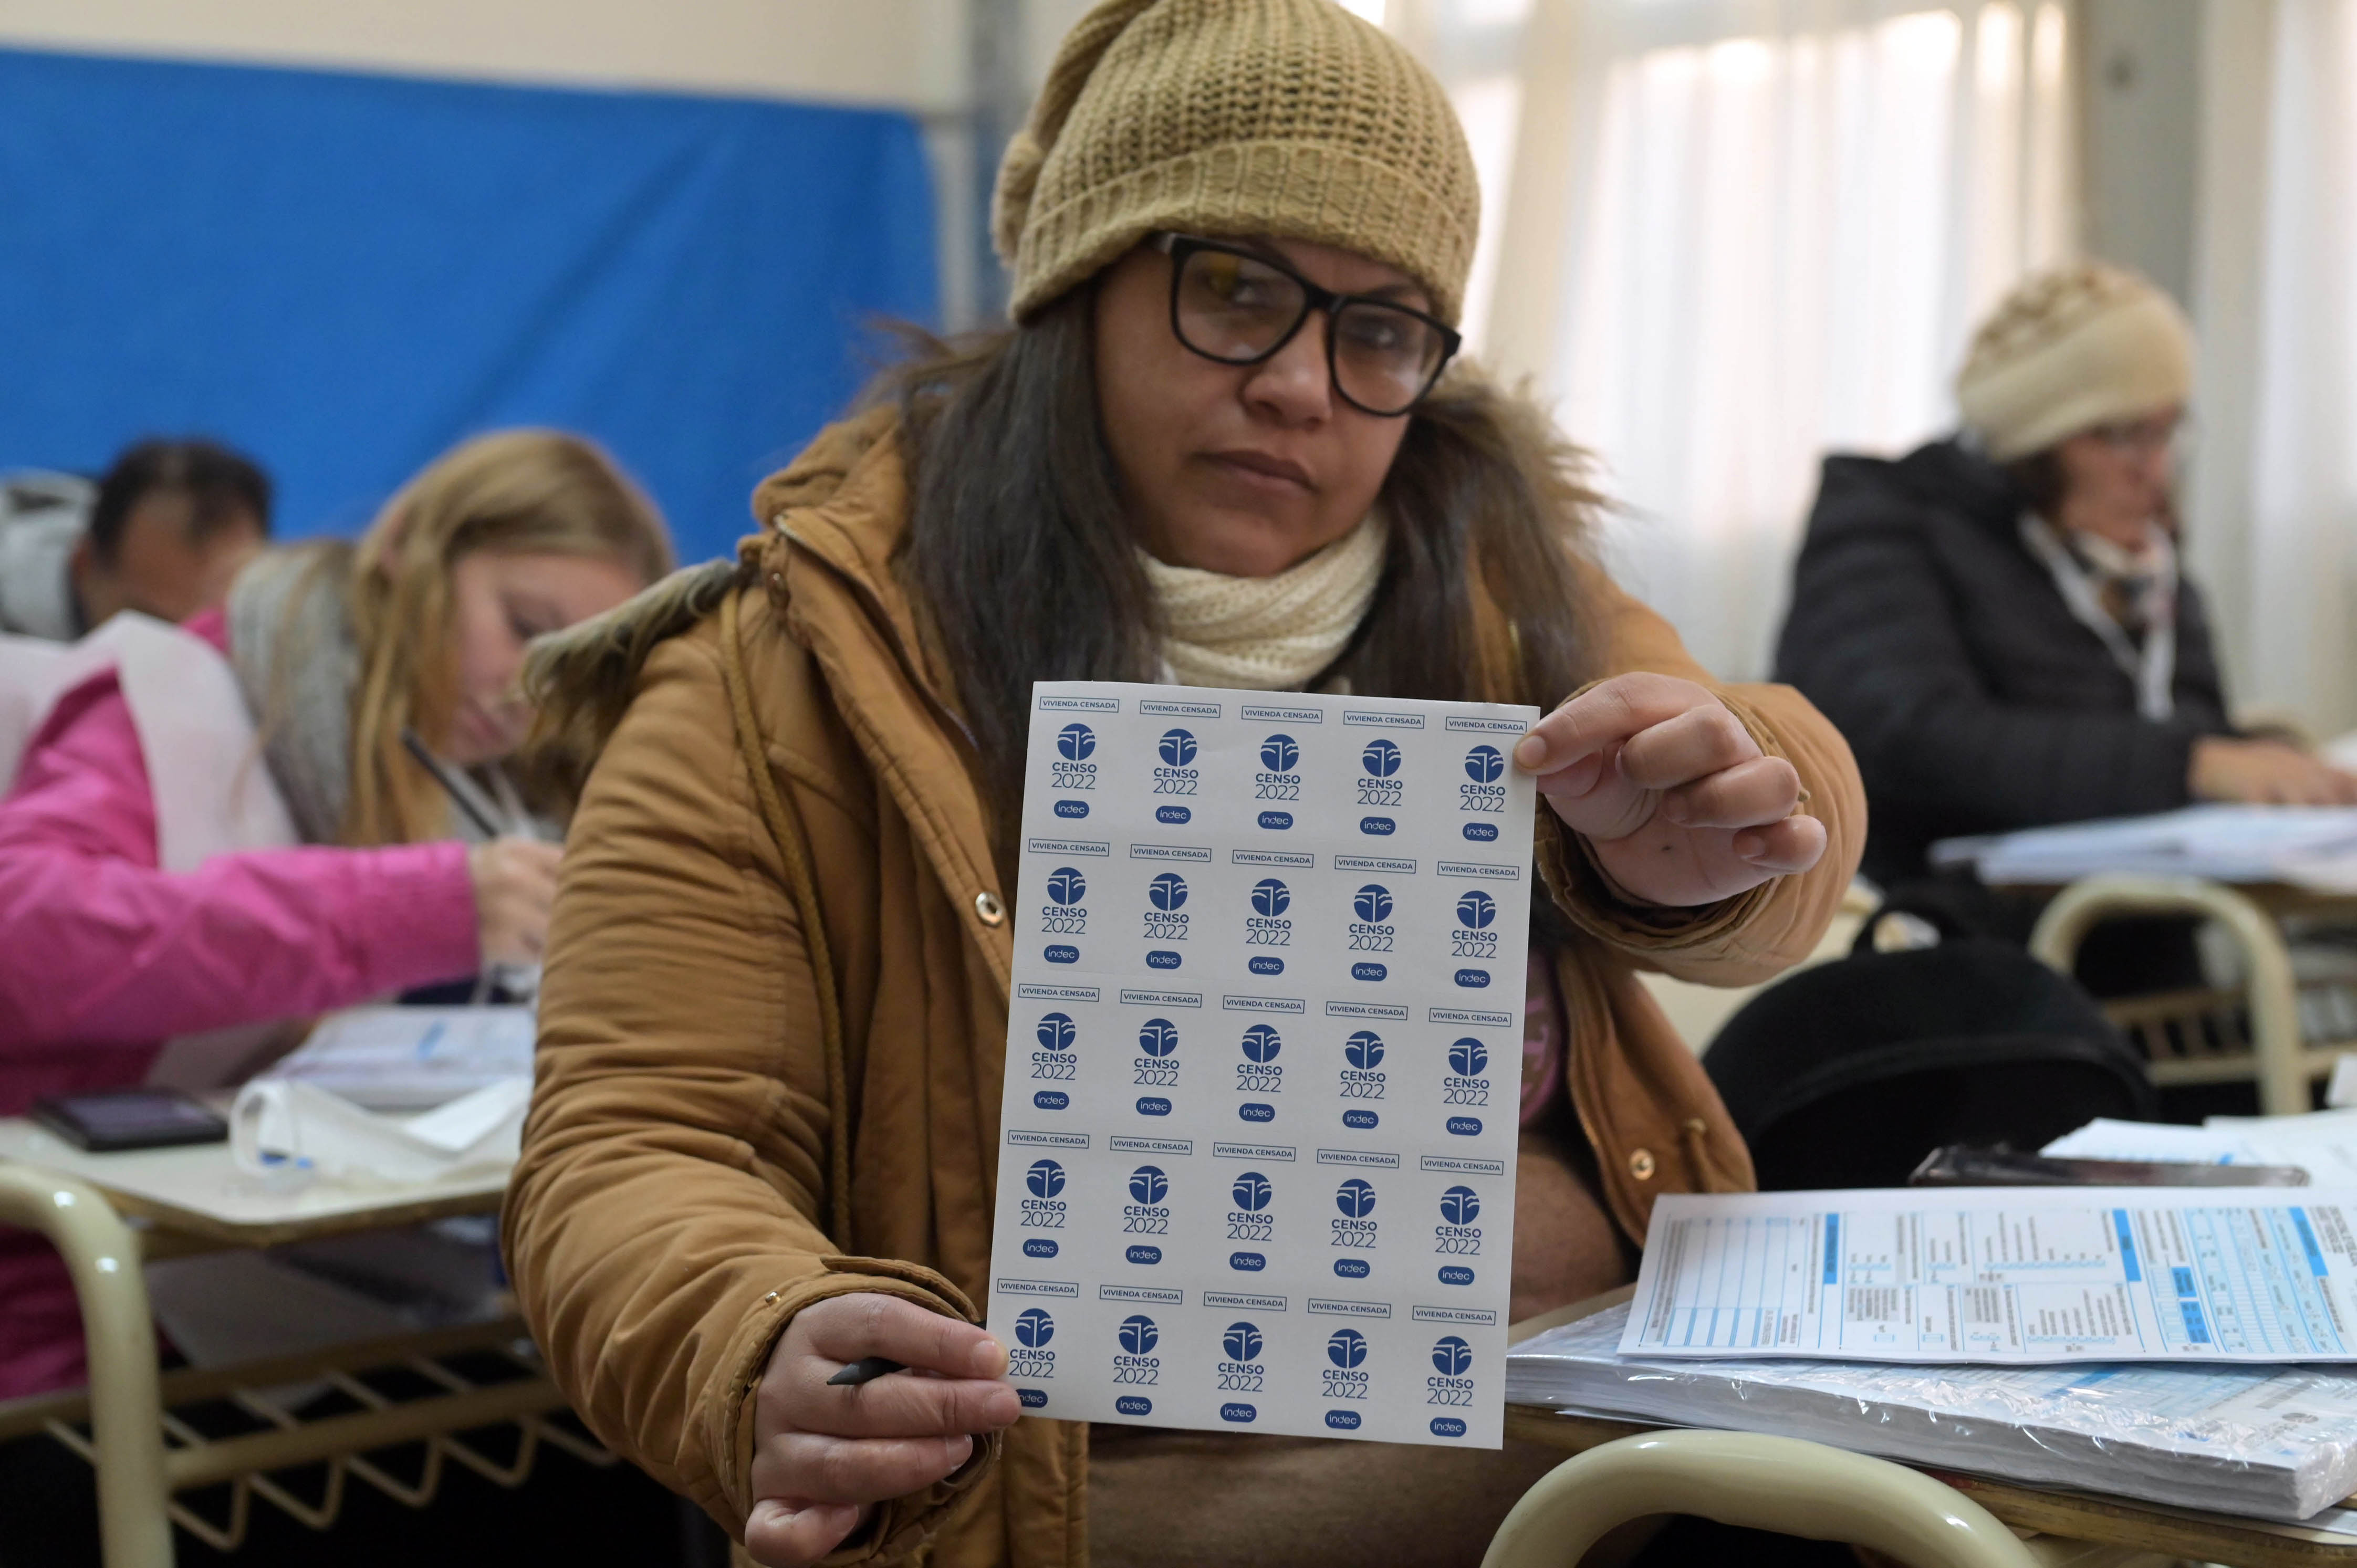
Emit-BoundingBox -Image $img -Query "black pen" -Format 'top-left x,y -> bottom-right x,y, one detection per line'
826,1356 -> 906,1387
401,727 -> 503,837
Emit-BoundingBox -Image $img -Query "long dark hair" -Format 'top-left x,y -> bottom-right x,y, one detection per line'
882,286 -> 1605,828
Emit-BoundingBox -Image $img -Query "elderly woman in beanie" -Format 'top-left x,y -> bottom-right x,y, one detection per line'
504,2 -> 1863,1564
1779,263 -> 2357,897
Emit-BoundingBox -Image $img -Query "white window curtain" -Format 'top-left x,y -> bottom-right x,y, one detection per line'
2188,0 -> 2357,739
1390,0 -> 2078,681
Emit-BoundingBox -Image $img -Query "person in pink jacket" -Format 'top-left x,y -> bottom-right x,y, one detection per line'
0,429 -> 674,1399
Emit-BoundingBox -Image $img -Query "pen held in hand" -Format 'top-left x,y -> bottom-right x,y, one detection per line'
826,1355 -> 907,1387
400,727 -> 502,838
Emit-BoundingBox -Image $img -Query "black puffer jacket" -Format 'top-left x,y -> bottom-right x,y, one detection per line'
1775,437 -> 2236,885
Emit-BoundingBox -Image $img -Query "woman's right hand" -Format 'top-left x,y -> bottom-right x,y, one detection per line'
2189,737 -> 2357,806
745,1292 -> 1021,1567
467,837 -> 564,967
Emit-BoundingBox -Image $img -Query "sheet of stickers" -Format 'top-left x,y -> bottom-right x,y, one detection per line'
985,681 -> 1539,1448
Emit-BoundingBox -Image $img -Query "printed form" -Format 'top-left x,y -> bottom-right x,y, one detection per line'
984,682 -> 1539,1447
1622,1188 -> 2357,1363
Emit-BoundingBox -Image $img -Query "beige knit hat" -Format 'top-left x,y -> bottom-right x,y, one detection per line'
1955,263 -> 2195,462
992,0 -> 1480,326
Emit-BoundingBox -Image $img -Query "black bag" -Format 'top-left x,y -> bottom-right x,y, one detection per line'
1702,907 -> 2158,1190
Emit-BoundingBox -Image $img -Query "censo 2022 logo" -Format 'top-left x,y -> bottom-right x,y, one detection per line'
1217,1321 -> 1267,1394
1008,1307 -> 1056,1380
1331,1177 -> 1379,1251
1020,1159 -> 1067,1229
1227,1170 -> 1275,1245
1460,744 -> 1506,813
1322,1328 -> 1371,1402
1357,738 -> 1405,808
1348,885 -> 1395,952
1133,1018 -> 1181,1088
1123,1165 -> 1171,1237
1428,1335 -> 1476,1406
1040,865 -> 1087,938
1435,1185 -> 1483,1257
1051,724 -> 1097,791
1339,1029 -> 1386,1100
1236,1023 -> 1283,1095
1030,1011 -> 1077,1081
1113,1314 -> 1161,1386
1451,887 -> 1499,961
1255,735 -> 1301,800
1445,1037 -> 1491,1105
1246,877 -> 1292,947
1153,728 -> 1200,795
1143,871 -> 1190,943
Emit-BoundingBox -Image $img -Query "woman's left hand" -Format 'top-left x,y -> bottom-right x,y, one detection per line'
1514,673 -> 1826,909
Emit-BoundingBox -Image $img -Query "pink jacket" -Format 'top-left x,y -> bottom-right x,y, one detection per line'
0,608 -> 480,1398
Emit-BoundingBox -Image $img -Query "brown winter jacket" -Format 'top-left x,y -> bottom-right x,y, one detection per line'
503,409 -> 1865,1566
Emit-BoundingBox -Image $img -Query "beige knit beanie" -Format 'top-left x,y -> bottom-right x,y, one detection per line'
992,0 -> 1480,326
1955,262 -> 2195,462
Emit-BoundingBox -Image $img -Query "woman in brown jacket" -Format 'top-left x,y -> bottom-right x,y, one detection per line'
506,2 -> 1864,1564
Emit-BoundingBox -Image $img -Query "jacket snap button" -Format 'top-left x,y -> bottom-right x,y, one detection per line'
974,892 -> 1006,927
1629,1149 -> 1656,1180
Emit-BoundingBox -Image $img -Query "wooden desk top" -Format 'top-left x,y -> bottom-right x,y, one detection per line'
0,1116 -> 505,1250
1504,1288 -> 2357,1566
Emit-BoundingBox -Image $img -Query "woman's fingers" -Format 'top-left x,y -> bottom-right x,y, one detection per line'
1616,703 -> 1761,796
1659,755 -> 1800,831
798,1294 -> 1008,1381
753,1432 -> 975,1507
1515,673 -> 1713,775
1730,813 -> 1828,876
742,1499 -> 867,1568
791,1364 -> 1024,1439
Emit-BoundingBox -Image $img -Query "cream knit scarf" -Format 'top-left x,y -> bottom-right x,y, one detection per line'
1140,512 -> 1388,691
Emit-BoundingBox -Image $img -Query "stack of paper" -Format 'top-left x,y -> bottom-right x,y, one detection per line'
2046,1111 -> 2357,1184
1508,1301 -> 2357,1520
1929,804 -> 2357,889
259,1006 -> 534,1110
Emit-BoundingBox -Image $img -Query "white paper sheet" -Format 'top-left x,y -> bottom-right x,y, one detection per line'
1928,804 -> 2357,890
260,1005 -> 535,1109
1621,1187 -> 2357,1363
2043,1111 -> 2357,1184
1514,1300 -> 2357,1521
983,682 -> 1538,1448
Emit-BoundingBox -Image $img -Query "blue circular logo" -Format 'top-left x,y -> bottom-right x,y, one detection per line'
1455,889 -> 1497,931
1057,723 -> 1096,762
1251,877 -> 1292,917
1036,1012 -> 1077,1052
1260,734 -> 1300,773
1015,1306 -> 1056,1349
1119,1314 -> 1160,1355
1432,1335 -> 1474,1376
1026,1159 -> 1066,1199
1361,738 -> 1402,778
1326,1328 -> 1368,1370
1335,1178 -> 1378,1219
1353,884 -> 1394,924
1464,745 -> 1505,783
1440,1185 -> 1482,1226
1159,729 -> 1198,767
1449,1037 -> 1489,1076
1130,1165 -> 1169,1205
1046,866 -> 1088,906
1224,1321 -> 1264,1362
1344,1030 -> 1385,1070
1149,872 -> 1189,912
1240,1024 -> 1282,1064
1232,1172 -> 1274,1212
1138,1018 -> 1181,1058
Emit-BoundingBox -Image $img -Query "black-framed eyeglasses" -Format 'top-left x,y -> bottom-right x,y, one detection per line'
1152,233 -> 1461,417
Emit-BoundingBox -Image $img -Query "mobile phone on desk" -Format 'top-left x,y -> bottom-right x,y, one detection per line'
30,1088 -> 228,1153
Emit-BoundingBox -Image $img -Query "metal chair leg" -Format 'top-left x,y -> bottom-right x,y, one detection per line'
2030,873 -> 2308,1115
0,1165 -> 172,1567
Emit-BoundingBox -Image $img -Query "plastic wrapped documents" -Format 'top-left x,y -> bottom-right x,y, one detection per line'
1508,1301 -> 2357,1521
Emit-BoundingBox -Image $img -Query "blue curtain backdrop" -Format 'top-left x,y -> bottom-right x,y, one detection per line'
0,47 -> 936,563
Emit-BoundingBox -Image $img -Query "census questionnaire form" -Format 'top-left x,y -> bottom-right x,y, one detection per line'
1621,1188 -> 2357,1363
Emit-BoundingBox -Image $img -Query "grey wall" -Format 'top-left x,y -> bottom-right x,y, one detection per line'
2079,0 -> 2204,305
